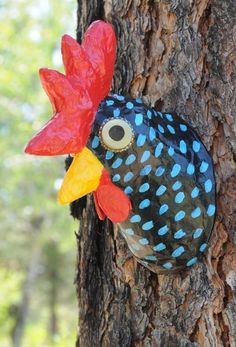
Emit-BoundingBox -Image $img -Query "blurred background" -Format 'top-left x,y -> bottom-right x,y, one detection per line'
0,0 -> 79,346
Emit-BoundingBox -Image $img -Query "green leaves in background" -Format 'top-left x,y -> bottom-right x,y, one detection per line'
0,1 -> 78,346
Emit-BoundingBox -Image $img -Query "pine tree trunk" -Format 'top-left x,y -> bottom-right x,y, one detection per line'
73,1 -> 236,346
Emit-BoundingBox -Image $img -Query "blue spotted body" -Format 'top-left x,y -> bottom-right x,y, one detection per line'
88,95 -> 216,274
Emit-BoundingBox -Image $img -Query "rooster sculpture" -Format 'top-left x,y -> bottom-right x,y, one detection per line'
25,21 -> 216,274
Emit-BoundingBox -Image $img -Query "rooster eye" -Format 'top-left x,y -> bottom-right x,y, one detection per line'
100,118 -> 134,152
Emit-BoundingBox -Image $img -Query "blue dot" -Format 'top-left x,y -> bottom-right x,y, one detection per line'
135,98 -> 142,103
112,158 -> 123,169
139,183 -> 150,193
207,204 -> 216,216
125,228 -> 134,235
158,225 -> 169,235
191,187 -> 199,198
139,238 -> 149,245
187,163 -> 195,175
112,174 -> 120,182
130,214 -> 141,223
166,113 -> 173,122
175,192 -> 185,204
159,204 -> 169,215
167,125 -> 175,134
155,142 -> 164,157
153,243 -> 166,252
125,154 -> 136,165
147,110 -> 152,119
193,228 -> 203,239
200,243 -> 207,252
205,179 -> 213,193
200,161 -> 209,173
126,102 -> 134,109
172,246 -> 185,257
171,164 -> 181,177
172,181 -> 182,191
158,124 -> 165,133
155,166 -> 165,176
105,151 -> 114,160
135,113 -> 143,126
149,127 -> 156,141
139,199 -> 151,209
186,257 -> 197,267
163,262 -> 173,270
124,186 -> 133,195
180,140 -> 187,154
116,95 -> 125,101
91,136 -> 99,149
141,150 -> 151,163
137,134 -> 146,147
142,221 -> 154,230
191,207 -> 201,218
192,141 -> 200,153
124,172 -> 134,182
106,99 -> 114,106
174,229 -> 186,239
168,146 -> 175,156
113,108 -> 120,117
140,165 -> 152,176
156,185 -> 167,196
145,255 -> 157,261
180,124 -> 187,132
175,211 -> 185,222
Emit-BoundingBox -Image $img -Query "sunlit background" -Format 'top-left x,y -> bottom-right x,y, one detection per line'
0,0 -> 79,346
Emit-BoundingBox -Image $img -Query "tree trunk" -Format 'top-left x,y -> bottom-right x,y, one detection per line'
73,1 -> 236,346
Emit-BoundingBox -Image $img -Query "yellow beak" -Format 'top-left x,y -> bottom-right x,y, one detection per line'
58,147 -> 104,204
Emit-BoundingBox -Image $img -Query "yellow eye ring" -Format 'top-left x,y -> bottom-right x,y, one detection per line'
99,118 -> 134,152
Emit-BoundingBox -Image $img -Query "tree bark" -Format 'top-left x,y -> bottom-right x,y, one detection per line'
73,1 -> 236,346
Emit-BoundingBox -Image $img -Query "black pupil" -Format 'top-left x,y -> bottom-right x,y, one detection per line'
108,125 -> 125,141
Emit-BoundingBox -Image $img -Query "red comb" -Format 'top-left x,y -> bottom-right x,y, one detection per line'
25,20 -> 116,156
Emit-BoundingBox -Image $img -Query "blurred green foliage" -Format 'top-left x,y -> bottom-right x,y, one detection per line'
0,0 -> 78,346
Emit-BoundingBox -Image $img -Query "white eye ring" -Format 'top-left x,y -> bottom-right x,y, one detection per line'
99,118 -> 134,152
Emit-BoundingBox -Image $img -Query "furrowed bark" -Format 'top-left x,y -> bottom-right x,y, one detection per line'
72,1 -> 236,346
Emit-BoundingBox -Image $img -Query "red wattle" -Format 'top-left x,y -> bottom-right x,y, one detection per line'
93,170 -> 132,223
93,192 -> 106,221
